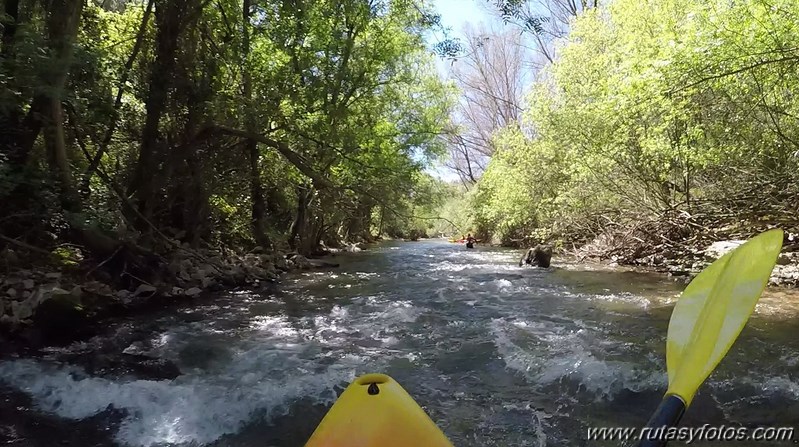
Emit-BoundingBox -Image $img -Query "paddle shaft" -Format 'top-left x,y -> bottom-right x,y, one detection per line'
637,395 -> 686,447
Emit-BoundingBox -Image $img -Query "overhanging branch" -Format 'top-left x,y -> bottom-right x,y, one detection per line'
209,124 -> 334,189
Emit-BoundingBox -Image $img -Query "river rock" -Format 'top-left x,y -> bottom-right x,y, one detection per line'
777,252 -> 797,266
83,281 -> 113,297
32,293 -> 88,340
274,255 -> 290,272
704,240 -> 745,260
184,287 -> 202,297
133,284 -> 157,297
291,254 -> 312,269
346,243 -> 363,253
10,289 -> 45,320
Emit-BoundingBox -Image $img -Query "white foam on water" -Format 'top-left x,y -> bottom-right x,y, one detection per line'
748,375 -> 799,399
373,300 -> 422,324
492,278 -> 513,291
582,292 -> 653,310
780,352 -> 799,367
250,315 -> 301,338
0,293 -> 435,446
490,318 -> 664,399
0,358 -> 356,447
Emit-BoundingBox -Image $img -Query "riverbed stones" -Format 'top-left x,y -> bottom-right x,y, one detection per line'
184,287 -> 202,297
273,254 -> 290,271
133,284 -> 157,297
82,281 -> 113,297
295,254 -> 312,269
1,245 -> 355,338
346,243 -> 363,253
704,240 -> 745,260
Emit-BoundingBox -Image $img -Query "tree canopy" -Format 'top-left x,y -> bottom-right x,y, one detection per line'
0,0 -> 454,258
462,0 -> 799,252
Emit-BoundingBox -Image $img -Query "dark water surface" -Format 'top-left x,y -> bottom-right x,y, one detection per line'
2,240 -> 799,446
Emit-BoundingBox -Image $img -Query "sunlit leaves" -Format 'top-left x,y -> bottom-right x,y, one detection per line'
472,0 -> 799,244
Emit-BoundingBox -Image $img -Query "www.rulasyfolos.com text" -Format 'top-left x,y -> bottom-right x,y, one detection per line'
586,425 -> 795,443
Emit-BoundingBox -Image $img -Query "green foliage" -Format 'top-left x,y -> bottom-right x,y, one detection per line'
0,0 -> 452,254
471,0 -> 799,246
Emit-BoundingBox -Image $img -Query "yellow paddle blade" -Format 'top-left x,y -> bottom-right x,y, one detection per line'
666,229 -> 783,405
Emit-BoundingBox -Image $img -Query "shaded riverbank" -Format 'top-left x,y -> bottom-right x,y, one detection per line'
2,240 -> 799,446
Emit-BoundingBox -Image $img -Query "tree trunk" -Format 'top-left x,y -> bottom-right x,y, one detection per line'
377,205 -> 385,237
127,0 -> 186,227
242,0 -> 271,248
288,184 -> 312,250
40,0 -> 85,212
249,141 -> 271,247
44,97 -> 80,211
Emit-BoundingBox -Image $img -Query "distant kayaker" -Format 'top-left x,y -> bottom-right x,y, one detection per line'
466,233 -> 475,249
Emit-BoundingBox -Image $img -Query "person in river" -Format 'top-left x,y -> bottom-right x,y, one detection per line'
519,244 -> 552,268
465,233 -> 475,249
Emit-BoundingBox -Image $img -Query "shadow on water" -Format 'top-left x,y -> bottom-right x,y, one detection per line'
2,239 -> 799,447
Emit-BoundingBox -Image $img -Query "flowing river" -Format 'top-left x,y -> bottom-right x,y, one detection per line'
2,240 -> 799,446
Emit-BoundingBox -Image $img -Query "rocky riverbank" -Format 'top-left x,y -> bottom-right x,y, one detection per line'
575,234 -> 799,287
0,242 -> 366,353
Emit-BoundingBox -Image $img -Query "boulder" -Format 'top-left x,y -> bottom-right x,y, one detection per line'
133,284 -> 157,297
291,254 -> 312,270
11,289 -> 45,320
345,243 -> 363,253
519,244 -> 553,268
274,255 -> 290,272
777,252 -> 796,266
32,292 -> 88,339
184,287 -> 202,297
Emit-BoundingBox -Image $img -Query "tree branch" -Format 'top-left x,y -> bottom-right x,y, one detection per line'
209,125 -> 334,189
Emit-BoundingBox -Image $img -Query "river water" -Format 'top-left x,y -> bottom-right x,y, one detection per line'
2,240 -> 799,446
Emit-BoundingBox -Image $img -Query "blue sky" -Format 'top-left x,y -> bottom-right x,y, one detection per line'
430,0 -> 491,39
426,0 -> 494,182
